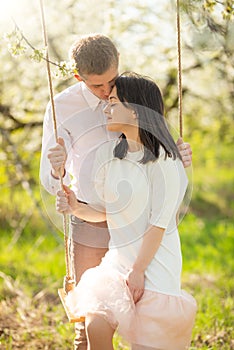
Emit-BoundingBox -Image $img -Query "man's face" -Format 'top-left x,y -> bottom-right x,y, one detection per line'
80,66 -> 119,100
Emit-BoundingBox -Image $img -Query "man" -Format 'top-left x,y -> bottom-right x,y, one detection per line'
40,34 -> 192,350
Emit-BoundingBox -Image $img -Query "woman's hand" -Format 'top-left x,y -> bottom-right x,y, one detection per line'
125,268 -> 145,304
56,185 -> 78,214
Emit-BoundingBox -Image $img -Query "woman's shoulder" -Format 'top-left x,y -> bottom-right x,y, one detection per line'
157,146 -> 182,164
149,146 -> 185,175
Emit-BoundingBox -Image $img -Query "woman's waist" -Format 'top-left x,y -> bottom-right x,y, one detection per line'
144,268 -> 181,296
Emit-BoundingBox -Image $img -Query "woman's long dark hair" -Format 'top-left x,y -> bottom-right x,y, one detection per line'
114,72 -> 182,164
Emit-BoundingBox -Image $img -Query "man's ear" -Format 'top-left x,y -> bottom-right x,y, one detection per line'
74,74 -> 82,81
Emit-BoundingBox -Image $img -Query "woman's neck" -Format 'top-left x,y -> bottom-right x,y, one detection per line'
124,128 -> 142,152
128,140 -> 142,152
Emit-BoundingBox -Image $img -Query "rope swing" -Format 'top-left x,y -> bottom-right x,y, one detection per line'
176,0 -> 183,138
39,0 -> 184,324
39,0 -> 83,323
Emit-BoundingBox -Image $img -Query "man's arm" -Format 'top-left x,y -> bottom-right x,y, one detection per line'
177,137 -> 192,168
47,137 -> 67,179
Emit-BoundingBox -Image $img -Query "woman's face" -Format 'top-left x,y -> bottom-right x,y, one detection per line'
104,86 -> 137,132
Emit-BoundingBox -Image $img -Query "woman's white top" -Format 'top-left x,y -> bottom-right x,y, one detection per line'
91,140 -> 188,296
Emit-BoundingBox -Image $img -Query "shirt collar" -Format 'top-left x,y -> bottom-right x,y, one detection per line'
81,81 -> 102,111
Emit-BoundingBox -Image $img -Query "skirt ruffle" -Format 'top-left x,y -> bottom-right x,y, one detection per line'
65,265 -> 135,332
129,289 -> 197,350
65,265 -> 197,349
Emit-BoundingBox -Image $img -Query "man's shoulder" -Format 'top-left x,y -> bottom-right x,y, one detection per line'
44,82 -> 88,120
54,82 -> 83,103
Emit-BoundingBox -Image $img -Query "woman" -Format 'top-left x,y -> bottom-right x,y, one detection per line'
57,72 -> 197,350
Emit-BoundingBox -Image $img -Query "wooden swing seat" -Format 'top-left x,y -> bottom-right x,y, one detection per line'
58,288 -> 85,323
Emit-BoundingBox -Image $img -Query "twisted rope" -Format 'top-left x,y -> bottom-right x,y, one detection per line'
176,0 -> 183,138
39,0 -> 74,291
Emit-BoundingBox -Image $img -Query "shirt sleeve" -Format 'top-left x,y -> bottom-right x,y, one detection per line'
39,103 -> 72,195
149,152 -> 188,230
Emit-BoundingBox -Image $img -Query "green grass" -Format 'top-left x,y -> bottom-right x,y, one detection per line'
0,213 -> 233,349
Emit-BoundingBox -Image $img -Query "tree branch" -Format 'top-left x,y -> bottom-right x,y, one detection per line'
0,103 -> 42,131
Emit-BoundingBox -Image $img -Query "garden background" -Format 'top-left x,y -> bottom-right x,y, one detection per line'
0,0 -> 233,349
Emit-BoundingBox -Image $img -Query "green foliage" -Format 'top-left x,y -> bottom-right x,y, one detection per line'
53,60 -> 78,79
30,48 -> 46,63
4,29 -> 27,57
3,25 -> 77,78
203,0 -> 234,20
0,214 -> 233,349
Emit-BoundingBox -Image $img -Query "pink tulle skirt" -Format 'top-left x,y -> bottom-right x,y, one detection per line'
66,265 -> 197,349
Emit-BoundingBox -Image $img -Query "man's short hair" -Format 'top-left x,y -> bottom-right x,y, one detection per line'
70,34 -> 119,77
